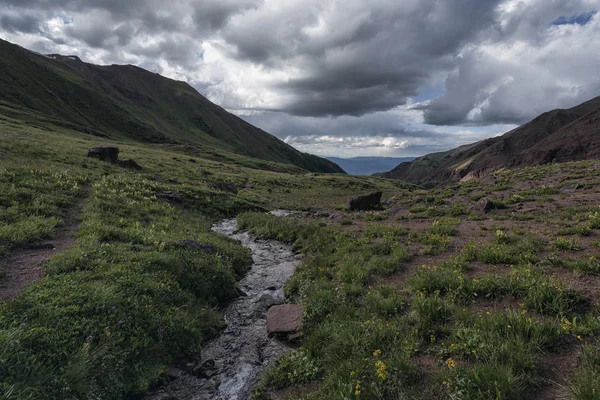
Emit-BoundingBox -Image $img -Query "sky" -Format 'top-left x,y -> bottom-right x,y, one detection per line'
1,0 -> 599,158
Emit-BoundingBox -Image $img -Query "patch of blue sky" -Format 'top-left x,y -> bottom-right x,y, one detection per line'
553,11 -> 596,26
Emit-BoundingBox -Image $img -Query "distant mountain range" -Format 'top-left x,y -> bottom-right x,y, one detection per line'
0,39 -> 342,173
326,156 -> 415,176
383,96 -> 600,186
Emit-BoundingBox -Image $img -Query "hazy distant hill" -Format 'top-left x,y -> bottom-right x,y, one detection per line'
0,39 -> 342,173
383,96 -> 600,185
326,156 -> 415,176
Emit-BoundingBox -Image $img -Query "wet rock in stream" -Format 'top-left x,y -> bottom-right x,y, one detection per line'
145,217 -> 300,400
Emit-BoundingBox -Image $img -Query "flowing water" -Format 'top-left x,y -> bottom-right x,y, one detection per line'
146,216 -> 300,400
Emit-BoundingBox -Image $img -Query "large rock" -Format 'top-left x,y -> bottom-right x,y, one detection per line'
474,197 -> 494,213
87,145 -> 119,162
267,304 -> 303,335
346,191 -> 382,211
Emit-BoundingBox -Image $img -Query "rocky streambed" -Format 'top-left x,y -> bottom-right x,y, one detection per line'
146,217 -> 300,400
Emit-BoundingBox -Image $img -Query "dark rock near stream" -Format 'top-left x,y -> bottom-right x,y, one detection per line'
259,293 -> 283,309
87,145 -> 119,162
346,191 -> 382,211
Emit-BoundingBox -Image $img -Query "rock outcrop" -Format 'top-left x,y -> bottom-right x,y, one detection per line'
87,145 -> 119,162
346,191 -> 382,211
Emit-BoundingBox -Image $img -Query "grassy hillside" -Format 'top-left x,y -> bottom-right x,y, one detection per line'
384,96 -> 600,185
0,117 -> 403,399
0,39 -> 342,174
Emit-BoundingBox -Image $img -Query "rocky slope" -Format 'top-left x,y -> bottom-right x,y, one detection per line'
383,96 -> 600,185
0,39 -> 342,173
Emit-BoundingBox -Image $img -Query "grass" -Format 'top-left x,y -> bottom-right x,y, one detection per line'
242,159 -> 600,399
0,120 -> 404,399
5,113 -> 600,399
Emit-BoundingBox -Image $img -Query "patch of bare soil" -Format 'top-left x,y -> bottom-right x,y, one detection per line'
528,336 -> 580,400
0,192 -> 88,301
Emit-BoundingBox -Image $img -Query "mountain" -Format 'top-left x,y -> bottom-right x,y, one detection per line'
326,156 -> 415,175
0,39 -> 342,173
383,96 -> 600,185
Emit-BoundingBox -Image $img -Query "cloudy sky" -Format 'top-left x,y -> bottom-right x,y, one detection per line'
1,0 -> 599,158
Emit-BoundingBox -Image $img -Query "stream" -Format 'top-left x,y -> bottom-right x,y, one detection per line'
145,216 -> 300,400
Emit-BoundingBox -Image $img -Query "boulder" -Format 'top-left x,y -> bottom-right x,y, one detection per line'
259,292 -> 283,309
87,145 -> 119,162
211,182 -> 238,194
346,191 -> 382,211
117,158 -> 143,170
474,197 -> 494,213
267,304 -> 303,336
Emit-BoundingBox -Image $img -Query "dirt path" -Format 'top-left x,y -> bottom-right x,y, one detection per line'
0,190 -> 89,301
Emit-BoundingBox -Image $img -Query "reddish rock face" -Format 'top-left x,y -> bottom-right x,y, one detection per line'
267,304 -> 303,335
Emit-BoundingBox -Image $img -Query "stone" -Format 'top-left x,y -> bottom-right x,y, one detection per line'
87,145 -> 119,162
116,158 -> 143,170
166,367 -> 184,379
180,240 -> 218,255
259,293 -> 283,309
474,197 -> 494,213
346,191 -> 382,211
192,360 -> 216,378
0,152 -> 5,157
267,304 -> 303,335
211,182 -> 238,194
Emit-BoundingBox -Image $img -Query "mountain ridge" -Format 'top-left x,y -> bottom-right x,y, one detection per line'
0,39 -> 343,173
383,96 -> 600,185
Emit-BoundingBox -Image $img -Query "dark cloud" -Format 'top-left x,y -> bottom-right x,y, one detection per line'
222,0 -> 503,117
0,13 -> 41,33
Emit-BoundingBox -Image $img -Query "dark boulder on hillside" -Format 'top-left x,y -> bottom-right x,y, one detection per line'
347,191 -> 382,211
474,197 -> 494,213
87,145 -> 119,162
117,158 -> 143,170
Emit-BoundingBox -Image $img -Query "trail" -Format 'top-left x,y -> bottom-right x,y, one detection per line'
0,191 -> 88,301
146,217 -> 300,400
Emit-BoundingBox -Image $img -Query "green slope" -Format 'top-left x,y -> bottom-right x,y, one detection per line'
0,39 -> 342,173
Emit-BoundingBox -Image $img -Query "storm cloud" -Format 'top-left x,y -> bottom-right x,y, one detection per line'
0,0 -> 599,157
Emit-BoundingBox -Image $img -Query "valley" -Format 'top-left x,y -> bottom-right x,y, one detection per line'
1,26 -> 600,400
